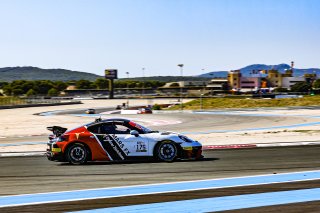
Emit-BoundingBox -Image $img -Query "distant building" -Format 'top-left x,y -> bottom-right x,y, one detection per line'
163,81 -> 208,88
226,66 -> 316,92
281,77 -> 306,89
66,82 -> 77,90
268,69 -> 283,87
240,77 -> 261,92
227,70 -> 241,89
304,73 -> 317,84
267,69 -> 308,89
66,85 -> 77,90
228,70 -> 262,92
206,78 -> 228,93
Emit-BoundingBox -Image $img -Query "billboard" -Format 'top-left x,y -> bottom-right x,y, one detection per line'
105,69 -> 118,80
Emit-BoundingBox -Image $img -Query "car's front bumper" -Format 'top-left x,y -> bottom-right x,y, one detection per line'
181,145 -> 203,160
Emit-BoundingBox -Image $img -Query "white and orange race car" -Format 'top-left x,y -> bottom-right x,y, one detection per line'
46,118 -> 203,164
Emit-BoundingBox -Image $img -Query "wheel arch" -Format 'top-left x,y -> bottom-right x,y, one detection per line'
153,140 -> 182,159
64,141 -> 92,161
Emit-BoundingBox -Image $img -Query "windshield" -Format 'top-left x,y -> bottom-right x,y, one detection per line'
128,121 -> 153,133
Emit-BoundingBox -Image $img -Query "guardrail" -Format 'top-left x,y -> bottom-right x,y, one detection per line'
0,97 -> 81,109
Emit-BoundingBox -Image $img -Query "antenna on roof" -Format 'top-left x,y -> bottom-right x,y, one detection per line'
95,116 -> 102,123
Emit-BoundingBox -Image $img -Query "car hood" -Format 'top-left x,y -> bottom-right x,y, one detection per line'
159,131 -> 179,136
145,131 -> 191,143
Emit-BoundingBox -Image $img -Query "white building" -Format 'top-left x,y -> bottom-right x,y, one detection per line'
206,79 -> 228,92
281,77 -> 306,89
163,81 -> 208,88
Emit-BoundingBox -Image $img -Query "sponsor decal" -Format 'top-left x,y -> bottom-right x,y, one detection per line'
136,141 -> 147,152
92,134 -> 113,161
102,135 -> 125,160
75,133 -> 80,140
110,134 -> 130,156
96,133 -> 132,160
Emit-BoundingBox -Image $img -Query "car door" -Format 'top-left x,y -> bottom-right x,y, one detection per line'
87,123 -> 125,161
112,123 -> 150,157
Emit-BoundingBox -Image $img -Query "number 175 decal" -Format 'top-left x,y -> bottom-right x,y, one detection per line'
136,141 -> 147,152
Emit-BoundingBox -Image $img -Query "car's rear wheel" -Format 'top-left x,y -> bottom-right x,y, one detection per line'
66,143 -> 88,165
155,141 -> 177,162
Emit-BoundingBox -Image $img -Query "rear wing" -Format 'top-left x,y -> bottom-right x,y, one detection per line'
47,126 -> 67,137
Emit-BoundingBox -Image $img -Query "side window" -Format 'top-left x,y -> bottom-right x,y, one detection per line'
114,124 -> 131,134
87,124 -> 104,134
88,122 -> 136,134
87,123 -> 117,134
101,124 -> 117,134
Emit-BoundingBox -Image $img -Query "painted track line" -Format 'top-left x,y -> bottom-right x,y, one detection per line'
182,121 -> 320,134
0,142 -> 46,147
1,140 -> 320,157
0,170 -> 320,208
203,144 -> 257,149
0,152 -> 45,157
203,141 -> 320,150
71,188 -> 320,213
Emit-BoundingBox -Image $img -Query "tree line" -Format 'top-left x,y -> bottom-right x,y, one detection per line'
0,79 -> 165,96
1,78 -> 319,96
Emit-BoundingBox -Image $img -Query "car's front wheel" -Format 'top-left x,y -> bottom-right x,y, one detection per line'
66,143 -> 88,165
155,141 -> 177,162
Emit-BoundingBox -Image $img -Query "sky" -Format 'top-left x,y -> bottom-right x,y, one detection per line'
0,0 -> 319,78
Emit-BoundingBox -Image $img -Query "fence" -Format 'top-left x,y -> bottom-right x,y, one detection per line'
0,97 -> 80,108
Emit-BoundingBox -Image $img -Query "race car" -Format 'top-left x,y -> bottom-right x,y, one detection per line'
85,109 -> 96,114
46,118 -> 203,165
137,107 -> 153,114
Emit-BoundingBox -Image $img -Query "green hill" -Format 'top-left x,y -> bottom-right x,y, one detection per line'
120,76 -> 211,82
0,67 -> 211,82
0,66 -> 102,82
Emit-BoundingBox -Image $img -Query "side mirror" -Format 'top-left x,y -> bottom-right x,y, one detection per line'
130,130 -> 139,137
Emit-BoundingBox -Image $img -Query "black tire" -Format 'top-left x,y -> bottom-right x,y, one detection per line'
66,143 -> 88,165
155,141 -> 177,162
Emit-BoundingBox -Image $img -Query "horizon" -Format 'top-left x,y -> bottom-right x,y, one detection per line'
2,62 -> 319,76
0,0 -> 319,78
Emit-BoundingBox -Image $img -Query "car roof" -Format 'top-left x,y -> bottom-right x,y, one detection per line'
101,118 -> 130,122
85,118 -> 131,127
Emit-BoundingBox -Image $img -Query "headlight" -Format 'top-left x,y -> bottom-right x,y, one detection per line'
178,135 -> 192,142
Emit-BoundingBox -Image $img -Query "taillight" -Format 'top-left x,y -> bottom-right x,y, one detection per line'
48,135 -> 55,140
58,135 -> 69,142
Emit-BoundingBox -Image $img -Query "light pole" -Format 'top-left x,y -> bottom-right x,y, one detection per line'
177,64 -> 184,111
200,92 -> 204,111
201,68 -> 206,95
126,71 -> 129,108
142,67 -> 145,97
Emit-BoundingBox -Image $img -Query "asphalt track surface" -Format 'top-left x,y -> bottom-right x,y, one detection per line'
39,106 -> 315,133
0,110 -> 305,145
1,107 -> 320,212
0,146 -> 320,212
2,104 -> 318,146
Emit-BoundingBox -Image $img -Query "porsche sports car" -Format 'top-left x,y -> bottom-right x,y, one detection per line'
46,118 -> 203,164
